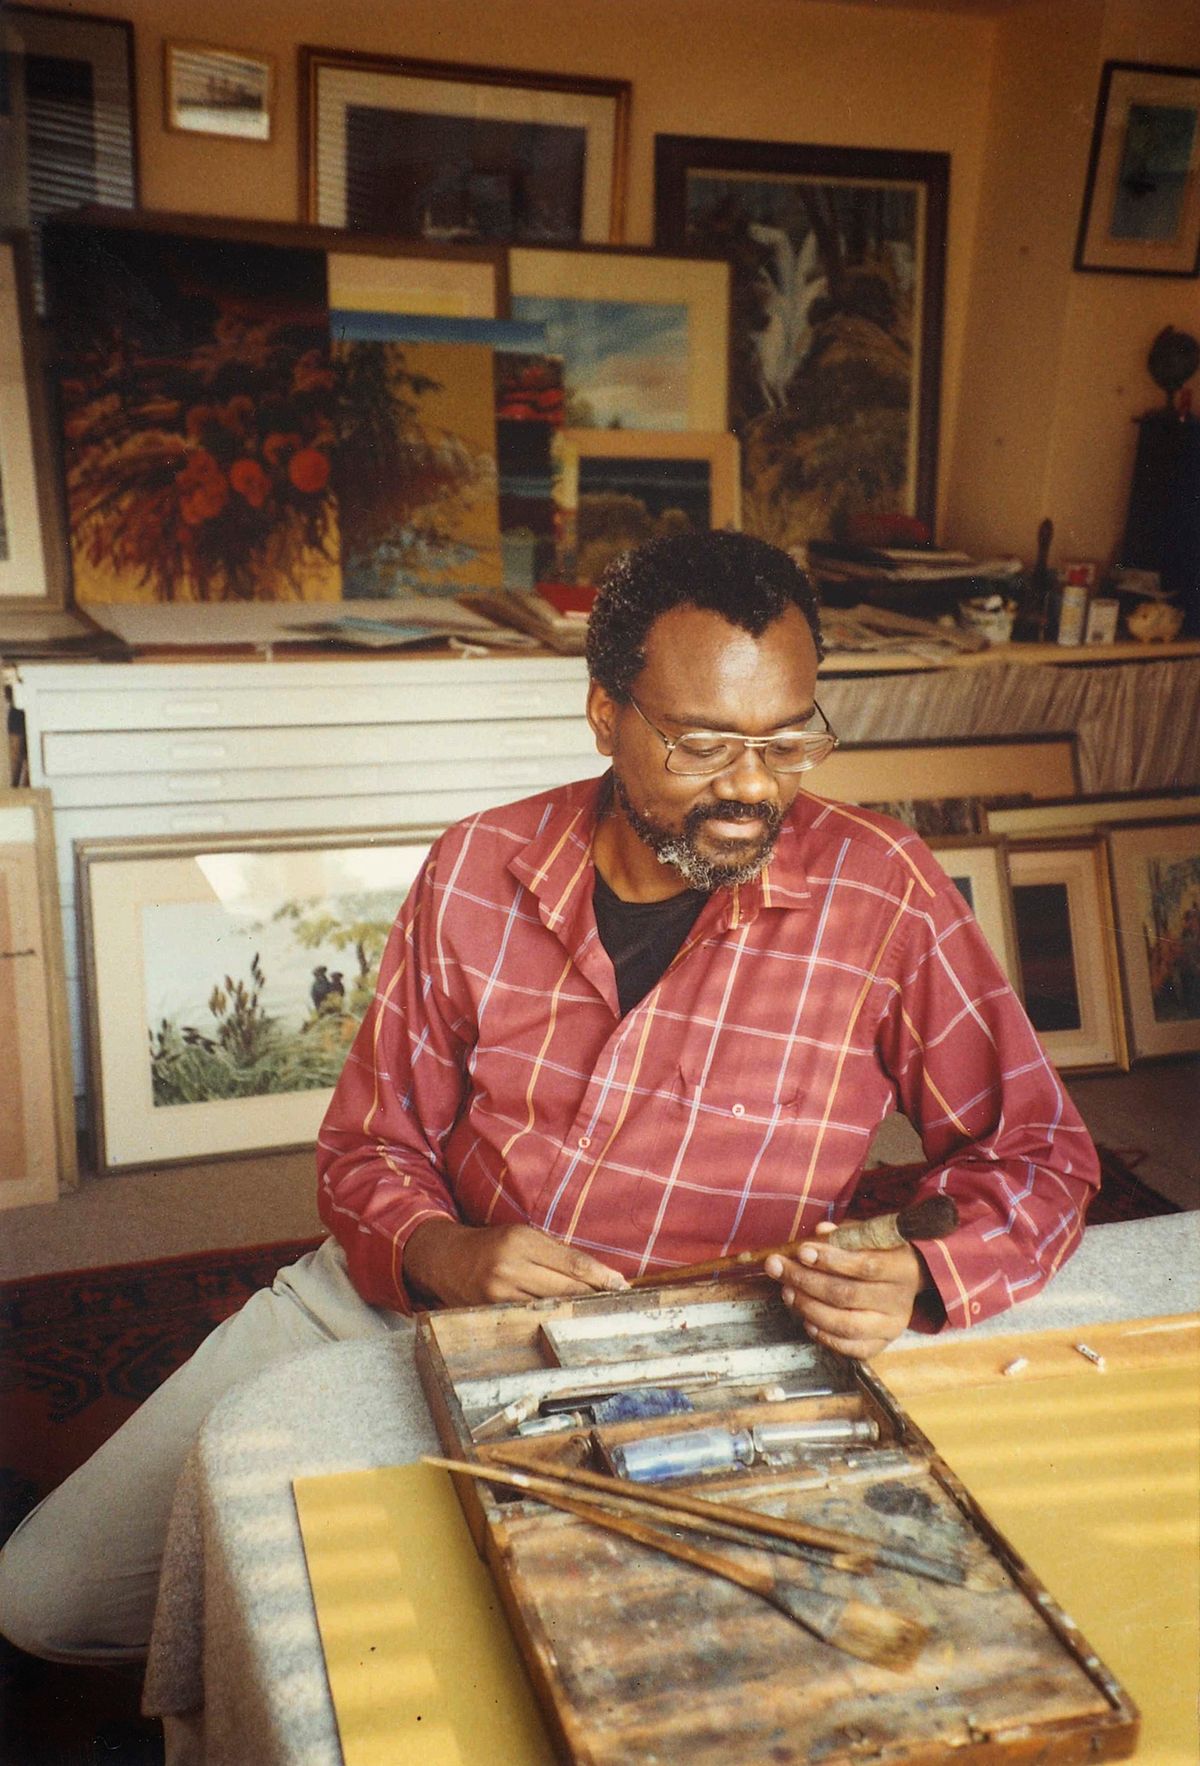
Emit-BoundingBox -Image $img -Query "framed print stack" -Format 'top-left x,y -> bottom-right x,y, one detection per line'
77,827 -> 443,1172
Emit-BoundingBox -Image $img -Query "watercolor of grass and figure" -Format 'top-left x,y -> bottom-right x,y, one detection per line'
145,886 -> 401,1107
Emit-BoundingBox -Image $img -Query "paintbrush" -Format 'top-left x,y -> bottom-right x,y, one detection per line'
426,1455 -> 927,1670
486,1443 -> 968,1587
627,1194 -> 959,1288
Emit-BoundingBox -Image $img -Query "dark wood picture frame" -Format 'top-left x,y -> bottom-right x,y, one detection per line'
654,134 -> 948,549
1074,60 -> 1200,278
299,47 -> 630,245
1,6 -> 139,302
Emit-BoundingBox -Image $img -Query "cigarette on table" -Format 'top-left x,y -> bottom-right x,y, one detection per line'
1073,1342 -> 1106,1370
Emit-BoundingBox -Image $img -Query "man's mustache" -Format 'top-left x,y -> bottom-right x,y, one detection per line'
685,800 -> 783,835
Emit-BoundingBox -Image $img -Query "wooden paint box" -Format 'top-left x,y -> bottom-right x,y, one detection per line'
415,1277 -> 1138,1765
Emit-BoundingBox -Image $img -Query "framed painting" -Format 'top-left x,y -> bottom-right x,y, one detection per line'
0,234 -> 65,608
654,134 -> 948,549
77,826 -> 443,1172
164,41 -> 276,144
40,209 -> 507,606
509,245 -> 730,430
1,6 -> 138,300
1106,818 -> 1200,1059
926,836 -> 1022,992
300,48 -> 630,245
0,789 -> 77,1204
1074,61 -> 1200,277
986,789 -> 1200,839
558,429 -> 740,586
1006,838 -> 1128,1073
813,734 -> 1079,809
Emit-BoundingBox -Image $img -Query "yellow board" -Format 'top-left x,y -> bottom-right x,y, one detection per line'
295,1326 -> 1199,1765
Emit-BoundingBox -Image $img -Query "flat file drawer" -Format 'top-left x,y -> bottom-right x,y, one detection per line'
40,717 -> 598,779
16,656 -> 587,732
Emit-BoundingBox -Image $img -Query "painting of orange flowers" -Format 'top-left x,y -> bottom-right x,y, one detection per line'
43,222 -> 341,603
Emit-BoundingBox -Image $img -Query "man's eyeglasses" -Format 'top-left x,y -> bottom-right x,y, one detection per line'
627,695 -> 839,777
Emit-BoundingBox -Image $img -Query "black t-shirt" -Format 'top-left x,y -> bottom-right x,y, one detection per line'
592,871 -> 708,1017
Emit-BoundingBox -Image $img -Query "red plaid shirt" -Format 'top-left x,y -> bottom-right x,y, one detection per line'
317,777 -> 1098,1327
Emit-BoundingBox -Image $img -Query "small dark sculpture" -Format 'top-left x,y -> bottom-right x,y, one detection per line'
1147,326 -> 1199,408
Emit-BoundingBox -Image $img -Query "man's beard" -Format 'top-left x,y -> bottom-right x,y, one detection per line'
612,771 -> 785,890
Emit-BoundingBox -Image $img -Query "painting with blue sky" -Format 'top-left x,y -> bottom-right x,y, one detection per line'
511,295 -> 689,429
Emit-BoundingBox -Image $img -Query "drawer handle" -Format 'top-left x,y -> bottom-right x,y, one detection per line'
167,775 -> 225,796
168,742 -> 228,762
161,700 -> 222,722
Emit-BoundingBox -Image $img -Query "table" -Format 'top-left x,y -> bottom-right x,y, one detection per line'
142,1213 -> 1199,1764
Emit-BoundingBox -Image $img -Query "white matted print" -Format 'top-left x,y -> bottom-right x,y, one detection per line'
926,837 -> 1021,992
78,827 -> 441,1171
1007,838 -> 1128,1073
1106,817 -> 1200,1059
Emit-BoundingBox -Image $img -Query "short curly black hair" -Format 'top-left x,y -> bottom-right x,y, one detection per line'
585,531 -> 824,701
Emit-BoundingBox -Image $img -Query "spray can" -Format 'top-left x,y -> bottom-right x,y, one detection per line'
1057,561 -> 1094,646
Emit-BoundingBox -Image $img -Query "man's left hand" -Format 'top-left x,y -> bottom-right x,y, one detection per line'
764,1223 -> 927,1359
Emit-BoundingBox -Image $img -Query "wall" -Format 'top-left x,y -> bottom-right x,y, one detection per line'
944,0 -> 1200,566
17,0 -> 1199,566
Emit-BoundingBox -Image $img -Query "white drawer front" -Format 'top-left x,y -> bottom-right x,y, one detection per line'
41,717 -> 597,778
46,752 -> 601,808
27,672 -> 586,733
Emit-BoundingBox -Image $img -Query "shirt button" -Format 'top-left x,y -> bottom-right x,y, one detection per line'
731,1103 -> 745,1117
971,1302 -> 981,1315
578,1135 -> 591,1150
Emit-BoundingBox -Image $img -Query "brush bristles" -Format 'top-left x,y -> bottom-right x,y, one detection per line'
772,1584 -> 927,1670
898,1194 -> 959,1243
827,1600 -> 928,1672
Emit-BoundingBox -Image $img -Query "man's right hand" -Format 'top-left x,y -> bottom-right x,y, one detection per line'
403,1218 -> 629,1309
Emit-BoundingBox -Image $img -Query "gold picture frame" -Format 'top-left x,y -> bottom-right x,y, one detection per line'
164,41 -> 276,144
986,789 -> 1200,839
0,788 -> 77,1203
1105,817 -> 1200,1059
810,733 -> 1080,809
1006,836 -> 1128,1074
300,48 -> 630,245
509,245 -> 731,431
1074,60 -> 1200,277
558,429 -> 740,586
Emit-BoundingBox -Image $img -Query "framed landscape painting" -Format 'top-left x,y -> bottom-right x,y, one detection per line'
509,245 -> 730,430
78,827 -> 442,1171
654,134 -> 948,548
1106,818 -> 1200,1058
301,48 -> 630,245
558,429 -> 740,585
1006,838 -> 1128,1073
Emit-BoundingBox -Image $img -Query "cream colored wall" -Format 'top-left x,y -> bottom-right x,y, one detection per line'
20,0 -> 1199,565
944,0 -> 1200,565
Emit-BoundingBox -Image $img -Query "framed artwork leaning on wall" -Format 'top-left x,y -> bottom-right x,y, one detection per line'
1106,818 -> 1200,1059
0,789 -> 77,1203
0,234 -> 66,608
300,47 -> 630,245
1006,837 -> 1128,1074
654,133 -> 948,548
926,836 -> 1022,994
77,826 -> 443,1172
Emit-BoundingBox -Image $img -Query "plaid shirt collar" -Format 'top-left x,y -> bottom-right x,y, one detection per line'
509,773 -> 817,975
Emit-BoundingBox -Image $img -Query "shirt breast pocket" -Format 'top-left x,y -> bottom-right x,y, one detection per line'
631,1050 -> 807,1252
